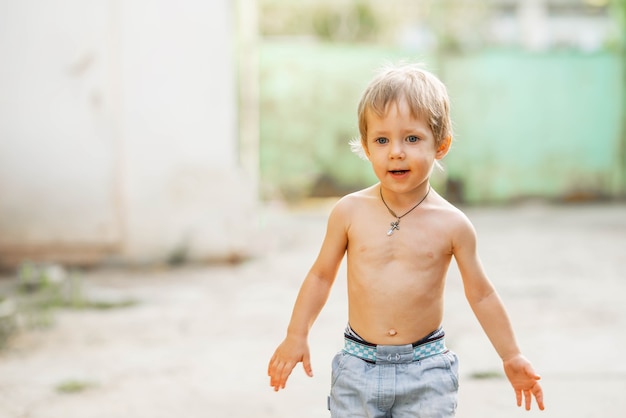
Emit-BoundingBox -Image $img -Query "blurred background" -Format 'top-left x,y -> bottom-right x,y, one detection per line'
0,1 -> 625,417
1,0 -> 624,269
258,0 -> 624,203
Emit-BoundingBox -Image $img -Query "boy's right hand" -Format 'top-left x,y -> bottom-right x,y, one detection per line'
267,335 -> 313,391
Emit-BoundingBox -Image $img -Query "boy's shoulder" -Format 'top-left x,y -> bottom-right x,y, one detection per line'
427,190 -> 476,237
334,185 -> 379,208
432,188 -> 470,213
327,185 -> 379,225
429,190 -> 466,215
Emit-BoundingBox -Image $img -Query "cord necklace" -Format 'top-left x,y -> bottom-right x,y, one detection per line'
380,185 -> 430,236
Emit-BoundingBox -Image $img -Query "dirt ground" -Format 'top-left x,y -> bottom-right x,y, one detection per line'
0,200 -> 625,418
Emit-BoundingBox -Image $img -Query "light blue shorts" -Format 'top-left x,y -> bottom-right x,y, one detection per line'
328,333 -> 459,417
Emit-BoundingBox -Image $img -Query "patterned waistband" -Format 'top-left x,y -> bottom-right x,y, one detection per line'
343,334 -> 447,363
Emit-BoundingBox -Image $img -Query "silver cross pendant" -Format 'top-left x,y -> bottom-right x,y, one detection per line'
387,220 -> 400,236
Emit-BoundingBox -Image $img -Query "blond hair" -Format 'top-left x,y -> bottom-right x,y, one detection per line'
350,62 -> 452,158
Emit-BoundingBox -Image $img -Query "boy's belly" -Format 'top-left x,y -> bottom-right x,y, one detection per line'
347,292 -> 444,345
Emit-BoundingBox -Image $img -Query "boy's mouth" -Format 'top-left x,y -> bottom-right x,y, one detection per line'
390,170 -> 408,175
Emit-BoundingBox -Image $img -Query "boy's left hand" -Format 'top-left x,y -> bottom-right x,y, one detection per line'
503,354 -> 544,411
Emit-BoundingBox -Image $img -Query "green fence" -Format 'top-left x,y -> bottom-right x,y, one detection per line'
260,41 -> 625,203
444,50 -> 624,203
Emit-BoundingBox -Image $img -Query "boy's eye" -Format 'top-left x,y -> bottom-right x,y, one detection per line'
406,135 -> 419,143
375,137 -> 388,144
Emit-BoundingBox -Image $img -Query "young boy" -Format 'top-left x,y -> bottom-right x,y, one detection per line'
267,63 -> 544,417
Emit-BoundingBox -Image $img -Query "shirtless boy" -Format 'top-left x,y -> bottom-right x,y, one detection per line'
267,63 -> 544,417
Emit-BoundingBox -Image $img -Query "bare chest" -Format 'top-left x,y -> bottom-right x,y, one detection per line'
351,214 -> 450,260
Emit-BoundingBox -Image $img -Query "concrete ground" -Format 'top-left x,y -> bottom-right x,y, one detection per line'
0,200 -> 625,418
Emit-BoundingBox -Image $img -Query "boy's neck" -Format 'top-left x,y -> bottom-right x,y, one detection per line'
380,182 -> 432,209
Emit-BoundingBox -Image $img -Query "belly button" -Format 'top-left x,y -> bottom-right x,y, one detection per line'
387,329 -> 397,336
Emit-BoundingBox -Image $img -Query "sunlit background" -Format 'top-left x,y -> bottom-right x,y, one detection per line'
0,1 -> 625,417
259,0 -> 623,203
0,0 -> 623,267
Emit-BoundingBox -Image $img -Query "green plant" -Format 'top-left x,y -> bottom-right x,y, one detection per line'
17,262 -> 65,328
13,262 -> 138,331
469,370 -> 504,380
55,379 -> 96,394
312,1 -> 381,43
0,297 -> 17,348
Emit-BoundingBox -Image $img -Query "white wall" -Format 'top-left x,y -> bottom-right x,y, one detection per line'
0,0 -> 257,267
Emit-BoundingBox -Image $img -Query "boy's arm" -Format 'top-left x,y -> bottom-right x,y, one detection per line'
453,216 -> 544,411
267,201 -> 348,392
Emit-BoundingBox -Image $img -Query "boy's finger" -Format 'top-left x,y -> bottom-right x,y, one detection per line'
302,357 -> 313,377
515,389 -> 522,407
267,356 -> 277,376
270,361 -> 287,390
268,359 -> 281,385
524,390 -> 532,410
278,361 -> 294,389
533,384 -> 545,410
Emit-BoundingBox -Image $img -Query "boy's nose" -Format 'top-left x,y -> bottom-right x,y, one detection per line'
389,142 -> 405,159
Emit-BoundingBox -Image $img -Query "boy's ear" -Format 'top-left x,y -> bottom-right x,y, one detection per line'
435,136 -> 451,159
362,139 -> 371,159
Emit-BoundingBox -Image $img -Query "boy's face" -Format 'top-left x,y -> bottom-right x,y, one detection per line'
363,98 -> 449,194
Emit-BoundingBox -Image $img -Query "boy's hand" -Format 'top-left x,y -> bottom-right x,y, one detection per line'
267,335 -> 313,391
503,354 -> 545,411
